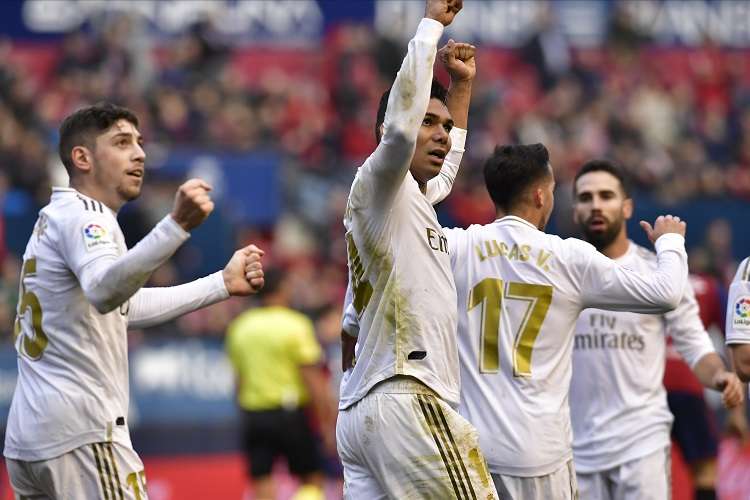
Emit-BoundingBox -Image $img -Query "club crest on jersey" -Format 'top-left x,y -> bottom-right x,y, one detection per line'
83,223 -> 113,251
734,296 -> 750,330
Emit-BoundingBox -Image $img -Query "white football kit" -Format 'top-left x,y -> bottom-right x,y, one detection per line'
336,17 -> 497,500
726,257 -> 750,345
5,188 -> 230,499
442,217 -> 688,499
569,241 -> 715,500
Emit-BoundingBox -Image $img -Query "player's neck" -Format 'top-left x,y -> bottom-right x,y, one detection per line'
506,207 -> 543,231
70,180 -> 124,212
600,232 -> 630,259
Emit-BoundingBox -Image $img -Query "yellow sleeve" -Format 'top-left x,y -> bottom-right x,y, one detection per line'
293,316 -> 322,366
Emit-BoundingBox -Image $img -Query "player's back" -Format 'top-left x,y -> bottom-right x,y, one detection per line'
446,216 -> 597,476
5,188 -> 132,461
445,215 -> 688,477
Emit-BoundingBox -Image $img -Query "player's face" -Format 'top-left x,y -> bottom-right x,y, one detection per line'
410,98 -> 453,185
91,119 -> 146,205
573,171 -> 632,250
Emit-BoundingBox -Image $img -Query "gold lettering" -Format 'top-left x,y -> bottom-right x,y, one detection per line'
520,245 -> 531,262
485,240 -> 499,258
509,244 -> 520,260
537,249 -> 552,269
475,244 -> 487,262
427,228 -> 440,251
499,242 -> 508,257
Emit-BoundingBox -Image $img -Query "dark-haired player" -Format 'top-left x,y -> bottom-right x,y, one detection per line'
336,1 -> 500,498
5,102 -> 266,499
568,159 -> 742,500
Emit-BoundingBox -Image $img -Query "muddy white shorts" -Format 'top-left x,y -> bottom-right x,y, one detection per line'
6,441 -> 149,500
336,376 -> 498,499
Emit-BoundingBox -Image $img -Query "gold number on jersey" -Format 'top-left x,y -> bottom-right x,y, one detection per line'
468,278 -> 553,377
126,470 -> 147,500
346,233 -> 373,315
13,258 -> 48,360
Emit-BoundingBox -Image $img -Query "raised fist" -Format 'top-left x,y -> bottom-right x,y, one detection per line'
425,0 -> 463,27
170,178 -> 214,231
438,39 -> 476,82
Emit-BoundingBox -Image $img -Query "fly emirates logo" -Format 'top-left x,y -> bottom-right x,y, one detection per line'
574,313 -> 646,352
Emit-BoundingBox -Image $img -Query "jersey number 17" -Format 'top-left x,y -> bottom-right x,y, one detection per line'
468,278 -> 552,377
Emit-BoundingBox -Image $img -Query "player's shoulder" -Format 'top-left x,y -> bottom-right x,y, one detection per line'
46,188 -> 110,224
631,241 -> 656,262
735,256 -> 750,283
558,235 -> 597,256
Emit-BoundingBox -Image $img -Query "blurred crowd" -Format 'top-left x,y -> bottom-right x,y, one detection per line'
0,6 -> 749,355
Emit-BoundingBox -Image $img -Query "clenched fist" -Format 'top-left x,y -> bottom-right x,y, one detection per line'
439,39 -> 476,82
170,178 -> 214,231
639,215 -> 686,244
223,244 -> 265,296
425,0 -> 463,27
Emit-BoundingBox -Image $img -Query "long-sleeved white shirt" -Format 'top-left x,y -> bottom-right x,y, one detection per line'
570,241 -> 715,473
5,188 -> 228,461
444,217 -> 687,477
339,18 -> 465,409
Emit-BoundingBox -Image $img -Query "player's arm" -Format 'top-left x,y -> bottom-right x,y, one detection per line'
727,257 -> 750,381
353,1 -> 459,205
425,40 -> 474,204
299,363 -> 338,455
666,287 -> 743,408
580,215 -> 688,312
65,179 -> 213,314
128,245 -> 264,329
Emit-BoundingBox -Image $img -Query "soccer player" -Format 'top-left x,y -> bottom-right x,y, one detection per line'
345,143 -> 692,499
336,0 -> 498,497
727,256 -> 750,381
569,159 -> 743,500
5,102 -> 266,499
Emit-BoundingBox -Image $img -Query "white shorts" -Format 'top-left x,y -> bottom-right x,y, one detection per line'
576,446 -> 671,500
492,459 -> 578,500
336,376 -> 498,500
7,441 -> 149,500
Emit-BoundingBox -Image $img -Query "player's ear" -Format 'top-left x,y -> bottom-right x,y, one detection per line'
71,146 -> 93,173
533,187 -> 544,209
622,197 -> 634,220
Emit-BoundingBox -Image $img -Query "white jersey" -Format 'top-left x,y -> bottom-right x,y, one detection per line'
443,217 -> 688,477
339,18 -> 462,410
726,257 -> 750,344
5,188 -> 189,461
570,241 -> 715,473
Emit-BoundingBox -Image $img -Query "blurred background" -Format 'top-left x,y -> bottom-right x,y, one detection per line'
1,0 -> 749,498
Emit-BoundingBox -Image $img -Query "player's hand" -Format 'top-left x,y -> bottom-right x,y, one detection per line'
714,370 -> 745,409
639,215 -> 686,244
170,178 -> 214,231
223,244 -> 265,296
726,404 -> 750,444
439,39 -> 476,82
425,0 -> 463,27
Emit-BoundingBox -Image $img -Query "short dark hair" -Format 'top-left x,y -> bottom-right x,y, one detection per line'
374,79 -> 449,143
573,159 -> 631,197
59,102 -> 139,173
483,144 -> 552,212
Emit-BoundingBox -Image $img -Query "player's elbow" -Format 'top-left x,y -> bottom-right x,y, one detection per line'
89,296 -> 119,315
731,345 -> 750,382
84,287 -> 123,315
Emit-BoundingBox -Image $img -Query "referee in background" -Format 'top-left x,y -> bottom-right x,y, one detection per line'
225,268 -> 336,500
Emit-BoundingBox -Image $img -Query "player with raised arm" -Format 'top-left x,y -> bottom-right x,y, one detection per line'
727,256 -> 750,381
568,160 -> 743,500
5,103 -> 265,500
443,144 -> 690,499
341,35 -> 476,368
336,0 -> 498,498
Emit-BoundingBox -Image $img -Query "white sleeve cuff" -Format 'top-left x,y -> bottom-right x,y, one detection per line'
654,233 -> 685,253
417,18 -> 445,41
449,127 -> 467,153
